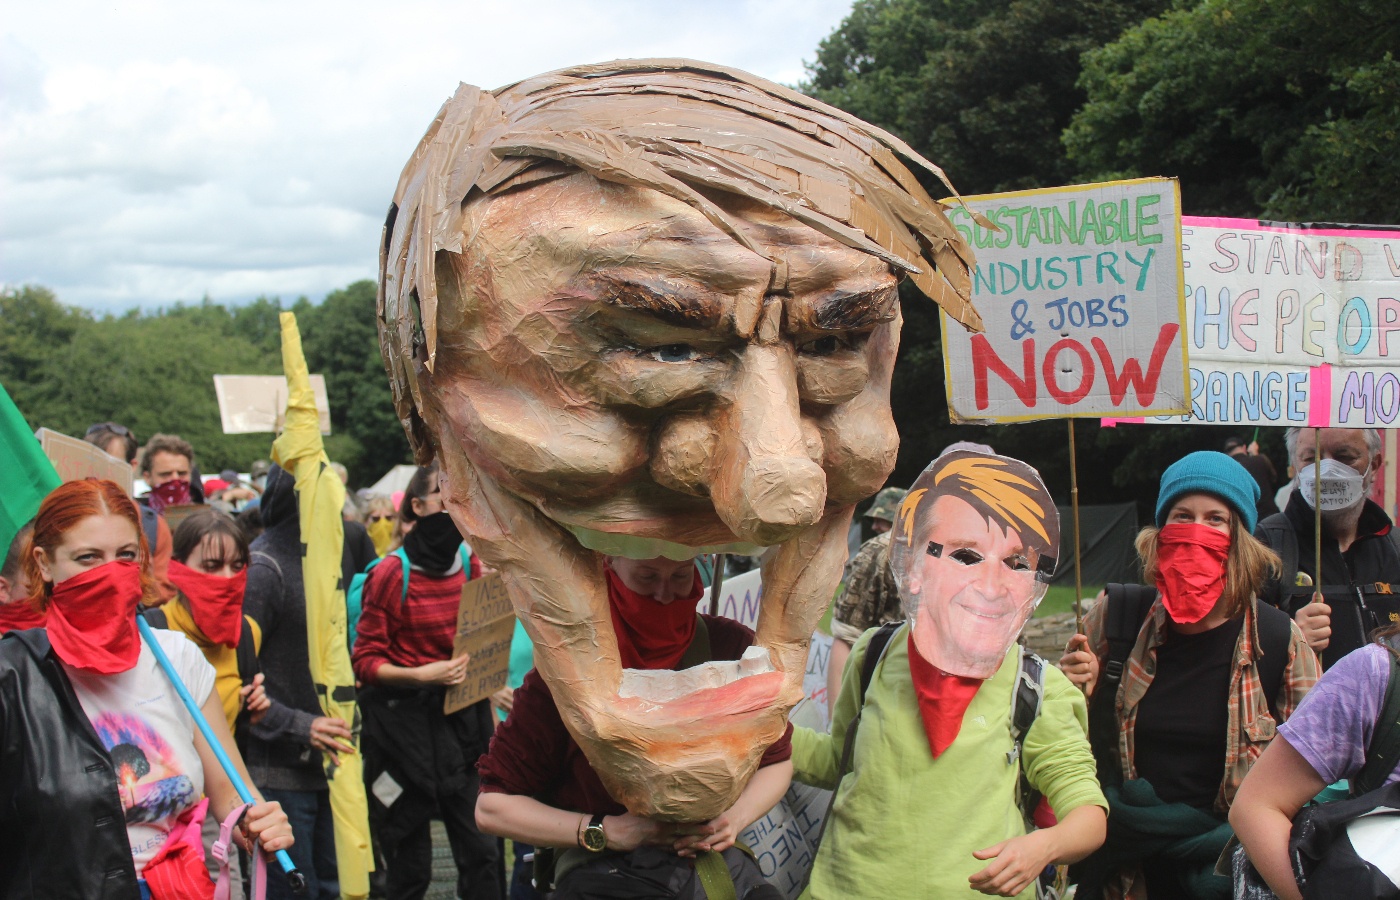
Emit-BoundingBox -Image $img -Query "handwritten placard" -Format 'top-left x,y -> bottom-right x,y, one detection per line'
443,574 -> 516,715
941,178 -> 1190,423
1101,217 -> 1400,428
36,428 -> 135,495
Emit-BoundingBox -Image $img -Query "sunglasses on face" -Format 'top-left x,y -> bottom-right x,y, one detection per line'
368,514 -> 395,524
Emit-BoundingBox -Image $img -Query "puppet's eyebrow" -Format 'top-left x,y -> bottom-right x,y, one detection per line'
807,285 -> 899,331
589,274 -> 724,329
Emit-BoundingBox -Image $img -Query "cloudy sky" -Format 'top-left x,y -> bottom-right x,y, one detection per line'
1,0 -> 855,313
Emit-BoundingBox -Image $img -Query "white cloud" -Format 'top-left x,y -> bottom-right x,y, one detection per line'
0,0 -> 853,312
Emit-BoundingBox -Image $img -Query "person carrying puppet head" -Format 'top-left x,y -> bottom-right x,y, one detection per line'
476,551 -> 792,900
792,450 -> 1106,899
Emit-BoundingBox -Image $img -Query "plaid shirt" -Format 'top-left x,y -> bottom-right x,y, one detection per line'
832,531 -> 902,643
1085,595 -> 1319,816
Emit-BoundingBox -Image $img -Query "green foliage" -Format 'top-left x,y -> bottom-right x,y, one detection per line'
804,0 -> 1172,194
0,282 -> 410,488
1067,0 -> 1400,221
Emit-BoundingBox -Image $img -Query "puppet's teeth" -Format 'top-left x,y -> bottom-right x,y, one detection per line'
617,646 -> 774,701
564,524 -> 766,560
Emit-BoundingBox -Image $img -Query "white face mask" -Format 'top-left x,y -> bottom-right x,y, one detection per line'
1297,459 -> 1368,512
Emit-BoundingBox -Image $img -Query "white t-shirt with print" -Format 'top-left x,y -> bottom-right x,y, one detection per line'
63,628 -> 217,874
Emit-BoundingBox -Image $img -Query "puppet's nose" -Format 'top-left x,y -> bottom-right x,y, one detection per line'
709,304 -> 827,546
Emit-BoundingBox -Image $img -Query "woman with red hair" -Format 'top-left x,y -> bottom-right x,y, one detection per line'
0,478 -> 293,900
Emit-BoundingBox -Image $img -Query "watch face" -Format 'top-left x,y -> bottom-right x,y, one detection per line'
583,826 -> 607,852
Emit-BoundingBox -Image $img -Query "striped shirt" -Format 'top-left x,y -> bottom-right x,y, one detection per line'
352,559 -> 466,685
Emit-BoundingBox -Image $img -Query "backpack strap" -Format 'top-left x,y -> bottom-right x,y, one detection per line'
250,551 -> 283,581
677,617 -> 712,670
811,621 -> 901,858
1258,513 -> 1300,609
1352,645 -> 1400,797
142,606 -> 169,629
1088,584 -> 1157,786
1253,599 -> 1293,724
1010,647 -> 1046,828
393,548 -> 411,603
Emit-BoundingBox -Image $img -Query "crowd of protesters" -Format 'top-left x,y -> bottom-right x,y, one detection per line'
2,422 -> 1398,900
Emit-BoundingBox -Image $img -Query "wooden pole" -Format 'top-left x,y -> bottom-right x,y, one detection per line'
1069,419 -> 1084,632
708,553 -> 727,616
1313,428 -> 1323,601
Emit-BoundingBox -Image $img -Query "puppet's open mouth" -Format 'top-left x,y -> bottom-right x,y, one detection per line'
567,524 -> 785,720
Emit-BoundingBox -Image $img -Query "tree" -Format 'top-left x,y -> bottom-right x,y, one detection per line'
804,0 -> 1172,195
1067,0 -> 1400,221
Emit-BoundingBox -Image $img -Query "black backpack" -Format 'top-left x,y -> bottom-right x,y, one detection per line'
1087,585 -> 1294,789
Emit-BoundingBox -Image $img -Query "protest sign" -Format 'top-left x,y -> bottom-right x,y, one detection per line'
36,428 -> 134,495
940,178 -> 1189,423
1100,218 -> 1400,429
214,374 -> 331,435
160,504 -> 202,533
443,573 -> 516,714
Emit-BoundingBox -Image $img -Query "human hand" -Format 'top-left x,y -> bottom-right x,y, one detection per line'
1059,634 -> 1099,696
601,813 -> 675,852
491,686 -> 514,715
239,800 -> 295,855
239,674 -> 270,723
969,830 -> 1055,896
672,812 -> 739,857
417,653 -> 472,687
309,716 -> 356,765
1296,598 -> 1331,653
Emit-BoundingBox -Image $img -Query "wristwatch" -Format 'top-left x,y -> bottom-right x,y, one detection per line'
581,814 -> 607,852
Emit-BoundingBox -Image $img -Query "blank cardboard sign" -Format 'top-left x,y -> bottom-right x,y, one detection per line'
36,428 -> 134,495
214,375 -> 331,435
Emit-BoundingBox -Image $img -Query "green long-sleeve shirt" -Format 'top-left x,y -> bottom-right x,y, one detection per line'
793,625 -> 1106,899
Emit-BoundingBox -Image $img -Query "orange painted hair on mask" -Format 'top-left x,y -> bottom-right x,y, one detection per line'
22,478 -> 158,612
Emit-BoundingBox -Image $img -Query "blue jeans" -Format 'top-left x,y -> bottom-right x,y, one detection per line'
510,841 -> 541,900
263,788 -> 339,900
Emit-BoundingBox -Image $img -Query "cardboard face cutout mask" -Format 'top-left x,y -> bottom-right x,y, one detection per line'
890,451 -> 1059,679
378,60 -> 980,821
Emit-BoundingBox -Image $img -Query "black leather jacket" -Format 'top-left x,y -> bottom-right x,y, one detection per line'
0,629 -> 141,899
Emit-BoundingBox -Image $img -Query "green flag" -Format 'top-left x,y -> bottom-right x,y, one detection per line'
0,384 -> 60,554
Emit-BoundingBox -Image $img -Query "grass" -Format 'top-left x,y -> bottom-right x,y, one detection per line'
1035,584 -> 1103,618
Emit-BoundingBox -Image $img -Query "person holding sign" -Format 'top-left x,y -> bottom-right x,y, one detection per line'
1060,451 -> 1319,899
1257,427 -> 1400,670
793,451 -> 1106,899
352,462 -> 499,900
475,553 -> 792,899
0,478 -> 292,898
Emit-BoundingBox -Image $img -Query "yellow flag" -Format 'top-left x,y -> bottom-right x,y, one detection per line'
271,312 -> 373,897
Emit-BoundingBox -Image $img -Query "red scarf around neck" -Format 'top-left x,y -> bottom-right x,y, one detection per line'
605,566 -> 703,670
906,630 -> 985,758
0,598 -> 46,634
168,561 -> 246,647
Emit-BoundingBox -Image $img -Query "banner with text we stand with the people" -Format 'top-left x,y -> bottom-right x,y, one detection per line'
1102,218 -> 1400,429
940,178 -> 1190,423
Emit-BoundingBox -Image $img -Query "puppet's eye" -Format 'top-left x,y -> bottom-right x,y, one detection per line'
798,335 -> 843,356
949,548 -> 983,566
644,344 -> 699,363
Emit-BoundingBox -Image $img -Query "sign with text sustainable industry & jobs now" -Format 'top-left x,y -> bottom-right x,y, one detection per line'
940,178 -> 1190,423
1102,218 -> 1400,429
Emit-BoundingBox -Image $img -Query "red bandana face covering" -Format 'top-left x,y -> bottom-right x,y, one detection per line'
148,479 -> 192,514
168,561 -> 246,647
46,559 -> 144,674
605,566 -> 703,670
1154,523 -> 1232,624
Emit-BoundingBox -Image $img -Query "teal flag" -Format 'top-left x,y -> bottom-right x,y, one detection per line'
0,384 -> 60,554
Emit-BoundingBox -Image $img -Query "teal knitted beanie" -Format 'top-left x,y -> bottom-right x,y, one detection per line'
1154,450 -> 1260,532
